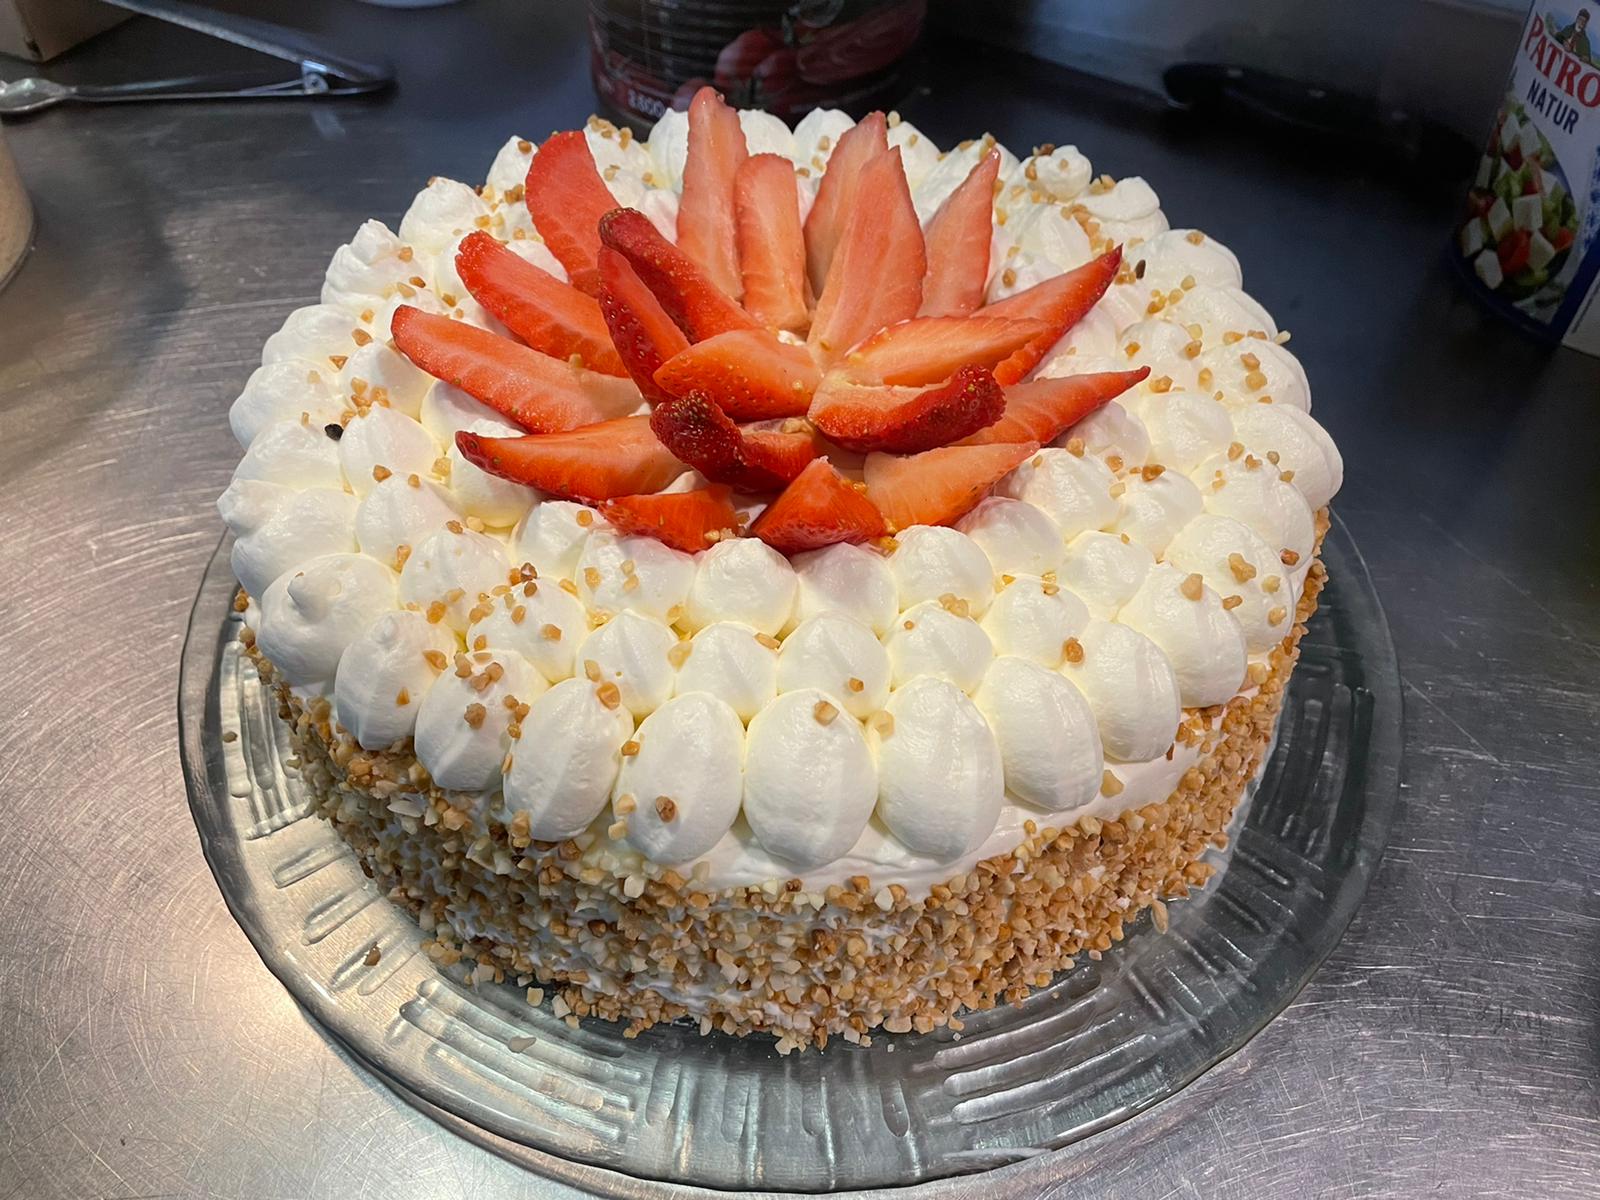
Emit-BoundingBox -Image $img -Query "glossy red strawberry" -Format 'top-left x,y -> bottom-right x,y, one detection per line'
836,315 -> 1046,386
863,440 -> 1038,530
803,111 -> 887,294
808,363 -> 1004,454
649,391 -> 819,492
920,149 -> 1000,317
749,458 -> 887,554
652,329 -> 819,419
595,245 -> 690,403
598,207 -> 759,342
390,305 -> 638,434
982,247 -> 1122,384
454,231 -> 625,375
808,146 -> 925,365
677,86 -> 749,300
601,486 -> 741,552
524,130 -> 618,296
455,416 -> 685,501
961,368 -> 1149,446
735,153 -> 811,332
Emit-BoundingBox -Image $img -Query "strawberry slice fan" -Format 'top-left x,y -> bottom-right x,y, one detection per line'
395,86 -> 1144,556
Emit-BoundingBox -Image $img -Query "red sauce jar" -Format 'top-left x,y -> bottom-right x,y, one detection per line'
589,0 -> 926,127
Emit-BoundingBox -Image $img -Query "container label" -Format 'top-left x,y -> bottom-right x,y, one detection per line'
1457,7 -> 1600,352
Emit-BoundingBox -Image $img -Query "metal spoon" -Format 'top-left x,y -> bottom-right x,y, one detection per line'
0,0 -> 390,118
0,72 -> 334,116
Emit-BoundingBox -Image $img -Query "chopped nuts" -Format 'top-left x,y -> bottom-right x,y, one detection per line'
813,699 -> 839,725
654,795 -> 677,822
1179,573 -> 1205,601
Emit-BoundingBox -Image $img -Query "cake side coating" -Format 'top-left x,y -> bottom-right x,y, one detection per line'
256,523 -> 1325,1051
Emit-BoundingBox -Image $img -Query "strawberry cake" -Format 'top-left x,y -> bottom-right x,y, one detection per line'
217,90 -> 1341,1050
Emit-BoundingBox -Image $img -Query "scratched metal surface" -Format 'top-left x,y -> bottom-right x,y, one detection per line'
0,3 -> 1596,1198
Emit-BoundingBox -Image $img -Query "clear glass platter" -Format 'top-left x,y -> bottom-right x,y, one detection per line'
178,514 -> 1401,1192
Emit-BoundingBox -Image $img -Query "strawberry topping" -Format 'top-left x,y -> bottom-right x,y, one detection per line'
676,86 -> 749,301
735,153 -> 811,333
961,368 -> 1150,446
454,231 -> 625,375
809,363 -> 1005,454
982,247 -> 1122,384
596,245 -> 690,403
808,146 -> 925,365
430,108 -> 1132,552
601,486 -> 741,552
803,112 -> 887,295
389,305 -> 639,434
524,131 -> 618,296
920,149 -> 1000,317
749,458 -> 887,554
598,207 -> 759,342
863,440 -> 1039,530
454,416 -> 685,502
653,329 -> 820,420
649,391 -> 820,492
837,314 -> 1047,386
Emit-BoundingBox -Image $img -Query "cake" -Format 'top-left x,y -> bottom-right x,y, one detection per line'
217,89 -> 1342,1052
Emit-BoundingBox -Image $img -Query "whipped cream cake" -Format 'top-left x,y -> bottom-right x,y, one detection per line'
218,90 -> 1341,1051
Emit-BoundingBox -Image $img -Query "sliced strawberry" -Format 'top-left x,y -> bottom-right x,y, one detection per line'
961,368 -> 1150,446
808,147 -> 925,365
749,458 -> 887,554
598,207 -> 759,342
736,153 -> 811,332
741,425 -> 822,481
525,131 -> 618,296
653,329 -> 820,419
454,416 -> 685,502
601,486 -> 741,552
863,440 -> 1038,530
677,86 -> 749,300
454,231 -> 626,375
837,315 -> 1047,386
804,112 -> 887,294
596,246 -> 689,403
649,391 -> 819,492
981,247 -> 1122,385
390,306 -> 639,434
809,364 -> 1004,454
920,149 -> 1000,317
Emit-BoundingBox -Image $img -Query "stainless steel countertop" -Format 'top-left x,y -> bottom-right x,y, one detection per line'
3,5 -> 1598,1197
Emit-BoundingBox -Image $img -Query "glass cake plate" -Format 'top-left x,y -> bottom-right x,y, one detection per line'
178,514 -> 1401,1192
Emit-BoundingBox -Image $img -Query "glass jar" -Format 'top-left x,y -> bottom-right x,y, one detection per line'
588,0 -> 926,127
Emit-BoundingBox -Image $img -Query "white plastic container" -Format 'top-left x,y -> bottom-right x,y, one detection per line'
1456,6 -> 1600,354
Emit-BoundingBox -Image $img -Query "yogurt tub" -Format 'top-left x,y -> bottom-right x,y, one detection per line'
1456,6 -> 1600,354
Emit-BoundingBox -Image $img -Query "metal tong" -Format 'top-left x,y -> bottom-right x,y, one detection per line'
0,0 -> 391,116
